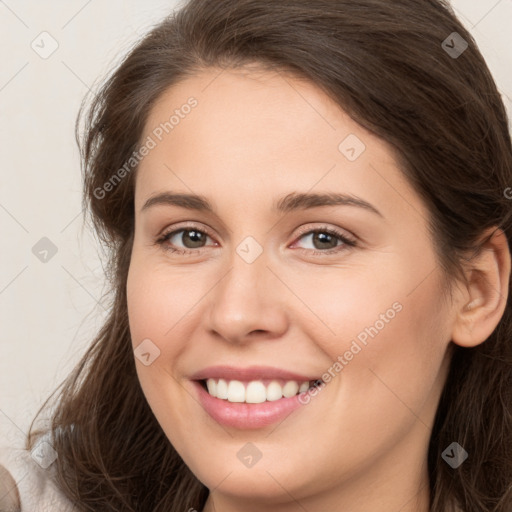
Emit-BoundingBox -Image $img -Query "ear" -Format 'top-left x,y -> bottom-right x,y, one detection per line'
451,227 -> 511,348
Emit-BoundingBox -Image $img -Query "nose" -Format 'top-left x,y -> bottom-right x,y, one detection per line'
205,246 -> 289,345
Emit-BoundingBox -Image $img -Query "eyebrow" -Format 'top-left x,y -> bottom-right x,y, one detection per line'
141,191 -> 383,217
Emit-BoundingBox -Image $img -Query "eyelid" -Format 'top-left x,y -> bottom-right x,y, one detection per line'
157,222 -> 355,241
157,220 -> 213,237
156,221 -> 357,255
292,223 -> 356,242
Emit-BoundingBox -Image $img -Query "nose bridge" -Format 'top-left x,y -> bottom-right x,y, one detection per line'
205,238 -> 288,343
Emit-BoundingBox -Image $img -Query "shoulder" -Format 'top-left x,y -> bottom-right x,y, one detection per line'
0,463 -> 20,511
0,434 -> 76,512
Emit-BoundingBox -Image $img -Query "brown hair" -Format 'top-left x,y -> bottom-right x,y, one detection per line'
27,0 -> 512,510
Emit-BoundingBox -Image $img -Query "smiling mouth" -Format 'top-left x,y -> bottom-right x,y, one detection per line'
198,378 -> 322,403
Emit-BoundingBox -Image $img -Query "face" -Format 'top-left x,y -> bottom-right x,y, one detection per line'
126,66 -> 455,509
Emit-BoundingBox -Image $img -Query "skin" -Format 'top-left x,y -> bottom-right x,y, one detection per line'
126,65 -> 510,512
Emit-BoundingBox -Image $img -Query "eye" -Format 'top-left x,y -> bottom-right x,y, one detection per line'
155,224 -> 216,255
154,223 -> 357,256
291,225 -> 357,256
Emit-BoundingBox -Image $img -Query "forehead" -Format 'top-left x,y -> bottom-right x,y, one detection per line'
140,65 -> 352,158
134,66 -> 420,221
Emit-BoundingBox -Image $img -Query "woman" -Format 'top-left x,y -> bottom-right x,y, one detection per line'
1,0 -> 511,510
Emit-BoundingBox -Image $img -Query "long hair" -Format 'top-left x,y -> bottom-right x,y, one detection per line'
27,1 -> 512,510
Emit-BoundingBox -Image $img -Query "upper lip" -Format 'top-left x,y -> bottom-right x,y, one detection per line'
190,365 -> 320,382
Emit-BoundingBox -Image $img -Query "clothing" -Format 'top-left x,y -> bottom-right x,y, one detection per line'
0,431 -> 75,511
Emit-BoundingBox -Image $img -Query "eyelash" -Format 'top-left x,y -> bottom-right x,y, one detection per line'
154,223 -> 357,257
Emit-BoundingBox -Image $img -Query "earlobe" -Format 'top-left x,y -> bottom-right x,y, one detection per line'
451,227 -> 511,348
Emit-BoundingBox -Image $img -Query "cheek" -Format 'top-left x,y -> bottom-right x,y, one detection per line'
295,238 -> 451,379
276,258 -> 416,364
126,256 -> 211,353
316,259 -> 450,434
125,257 -> 211,452
288,248 -> 450,412
282,261 -> 451,482
125,255 -> 200,415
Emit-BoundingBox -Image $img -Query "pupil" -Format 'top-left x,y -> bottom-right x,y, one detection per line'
184,230 -> 205,248
314,232 -> 336,250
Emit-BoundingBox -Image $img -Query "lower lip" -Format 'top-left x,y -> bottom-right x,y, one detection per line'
193,381 -> 306,429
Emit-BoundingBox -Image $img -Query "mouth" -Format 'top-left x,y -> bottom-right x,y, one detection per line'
197,378 -> 321,403
190,365 -> 324,429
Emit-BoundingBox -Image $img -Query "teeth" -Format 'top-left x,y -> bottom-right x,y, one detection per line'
299,381 -> 309,393
216,379 -> 228,399
206,378 -> 217,396
266,381 -> 283,401
227,380 -> 245,402
246,381 -> 267,403
205,378 -> 312,403
282,381 -> 299,398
